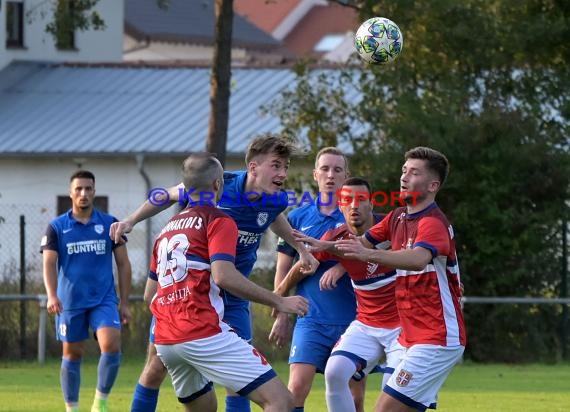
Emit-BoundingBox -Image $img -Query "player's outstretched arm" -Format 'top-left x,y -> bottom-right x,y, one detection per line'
114,244 -> 132,325
109,183 -> 183,243
336,238 -> 432,271
292,229 -> 337,254
143,278 -> 158,306
274,260 -> 314,297
212,260 -> 309,315
270,214 -> 319,274
269,252 -> 295,347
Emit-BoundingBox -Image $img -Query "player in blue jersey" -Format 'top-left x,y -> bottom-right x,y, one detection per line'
41,170 -> 132,412
109,135 -> 317,412
269,147 -> 365,412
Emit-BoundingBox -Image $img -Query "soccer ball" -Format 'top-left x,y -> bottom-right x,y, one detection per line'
354,17 -> 404,64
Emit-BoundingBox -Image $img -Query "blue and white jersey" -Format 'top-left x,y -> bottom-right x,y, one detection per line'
40,209 -> 121,310
218,171 -> 288,307
277,202 -> 356,325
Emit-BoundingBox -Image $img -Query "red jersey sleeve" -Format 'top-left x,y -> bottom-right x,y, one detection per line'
365,210 -> 393,246
414,217 -> 450,258
149,245 -> 158,281
207,216 -> 238,263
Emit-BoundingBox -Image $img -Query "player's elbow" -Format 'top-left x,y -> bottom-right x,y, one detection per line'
407,254 -> 432,271
212,272 -> 232,289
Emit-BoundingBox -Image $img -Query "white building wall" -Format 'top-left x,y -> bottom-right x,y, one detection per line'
0,155 -> 275,284
1,0 -> 123,71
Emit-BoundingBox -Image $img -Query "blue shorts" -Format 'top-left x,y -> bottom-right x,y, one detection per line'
289,319 -> 349,373
149,304 -> 252,343
223,304 -> 252,342
56,299 -> 120,342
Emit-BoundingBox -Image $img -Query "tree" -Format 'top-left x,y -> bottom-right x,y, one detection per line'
208,0 -> 233,166
266,0 -> 570,362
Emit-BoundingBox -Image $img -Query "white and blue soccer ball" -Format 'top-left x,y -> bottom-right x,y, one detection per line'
354,17 -> 404,64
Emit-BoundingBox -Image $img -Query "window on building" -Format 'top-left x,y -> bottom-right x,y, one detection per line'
6,1 -> 24,48
314,34 -> 345,53
57,196 -> 108,215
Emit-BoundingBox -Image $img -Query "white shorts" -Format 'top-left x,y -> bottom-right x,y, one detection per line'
384,344 -> 464,411
156,329 -> 276,401
330,320 -> 404,376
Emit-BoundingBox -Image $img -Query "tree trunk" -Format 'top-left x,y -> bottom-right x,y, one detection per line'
207,0 -> 233,167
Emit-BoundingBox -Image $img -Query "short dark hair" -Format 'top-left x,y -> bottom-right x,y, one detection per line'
181,152 -> 223,191
245,134 -> 297,164
343,177 -> 371,194
405,147 -> 449,187
70,170 -> 95,183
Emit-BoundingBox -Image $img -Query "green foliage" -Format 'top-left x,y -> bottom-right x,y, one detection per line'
466,304 -> 561,363
29,0 -> 106,49
266,0 -> 570,362
262,61 -> 358,155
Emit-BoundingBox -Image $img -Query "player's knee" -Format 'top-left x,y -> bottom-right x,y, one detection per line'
139,354 -> 167,388
264,389 -> 293,411
325,356 -> 353,387
288,380 -> 311,403
325,365 -> 347,389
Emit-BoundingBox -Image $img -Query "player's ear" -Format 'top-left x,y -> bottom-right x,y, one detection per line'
428,180 -> 440,193
248,161 -> 258,177
213,178 -> 221,192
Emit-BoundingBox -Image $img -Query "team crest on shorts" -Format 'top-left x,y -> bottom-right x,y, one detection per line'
366,262 -> 378,275
395,369 -> 413,387
256,212 -> 268,226
94,224 -> 104,234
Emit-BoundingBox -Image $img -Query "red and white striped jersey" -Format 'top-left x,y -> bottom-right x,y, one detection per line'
315,223 -> 399,329
150,206 -> 238,344
365,203 -> 466,347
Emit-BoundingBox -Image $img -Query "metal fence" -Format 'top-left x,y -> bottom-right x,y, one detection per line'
0,204 -> 279,287
1,293 -> 568,364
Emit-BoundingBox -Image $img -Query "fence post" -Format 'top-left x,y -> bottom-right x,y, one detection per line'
561,218 -> 568,360
19,215 -> 26,358
38,295 -> 47,365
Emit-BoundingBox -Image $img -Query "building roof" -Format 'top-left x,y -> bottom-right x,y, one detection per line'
0,61 -> 357,157
235,0 -> 301,34
284,2 -> 358,57
125,0 -> 281,50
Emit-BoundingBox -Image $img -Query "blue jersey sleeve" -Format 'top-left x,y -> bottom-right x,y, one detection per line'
40,223 -> 59,252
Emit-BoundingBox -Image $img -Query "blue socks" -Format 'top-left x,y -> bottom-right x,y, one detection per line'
131,383 -> 160,412
293,408 -> 305,411
61,357 -> 81,403
226,395 -> 251,412
96,352 -> 121,394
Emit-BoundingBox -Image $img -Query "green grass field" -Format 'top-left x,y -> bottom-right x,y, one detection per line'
0,357 -> 568,411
